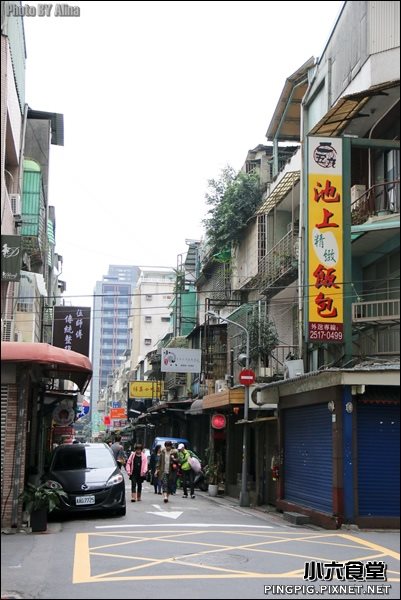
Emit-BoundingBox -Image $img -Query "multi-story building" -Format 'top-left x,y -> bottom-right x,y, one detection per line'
1,11 -> 88,530
130,266 -> 175,379
90,265 -> 139,435
193,2 -> 399,528
1,6 -> 26,339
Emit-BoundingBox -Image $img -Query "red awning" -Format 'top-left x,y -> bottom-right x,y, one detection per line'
1,342 -> 92,393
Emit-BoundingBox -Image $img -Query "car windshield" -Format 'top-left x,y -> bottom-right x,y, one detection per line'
52,446 -> 115,470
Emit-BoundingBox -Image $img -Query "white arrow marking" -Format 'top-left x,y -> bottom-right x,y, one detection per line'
146,511 -> 183,519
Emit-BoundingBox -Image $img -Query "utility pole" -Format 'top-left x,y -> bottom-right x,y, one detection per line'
206,311 -> 250,507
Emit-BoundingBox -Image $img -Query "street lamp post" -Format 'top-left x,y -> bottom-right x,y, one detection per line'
206,311 -> 250,507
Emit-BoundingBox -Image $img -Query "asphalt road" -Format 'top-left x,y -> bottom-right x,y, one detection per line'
1,480 -> 400,599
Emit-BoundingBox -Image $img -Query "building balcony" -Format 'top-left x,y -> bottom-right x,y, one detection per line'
351,180 -> 400,225
164,372 -> 187,390
352,299 -> 400,357
257,228 -> 299,296
352,299 -> 400,324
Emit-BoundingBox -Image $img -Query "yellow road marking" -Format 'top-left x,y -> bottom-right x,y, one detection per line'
340,533 -> 400,560
72,529 -> 400,584
73,533 -> 91,583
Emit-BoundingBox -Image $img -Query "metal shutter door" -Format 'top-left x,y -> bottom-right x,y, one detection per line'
1,385 -> 8,484
284,403 -> 333,513
358,403 -> 400,516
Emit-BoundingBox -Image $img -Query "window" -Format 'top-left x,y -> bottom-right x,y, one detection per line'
145,294 -> 153,301
144,338 -> 152,345
161,317 -> 170,322
145,316 -> 152,323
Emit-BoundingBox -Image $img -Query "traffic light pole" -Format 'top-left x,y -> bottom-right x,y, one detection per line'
206,311 -> 250,507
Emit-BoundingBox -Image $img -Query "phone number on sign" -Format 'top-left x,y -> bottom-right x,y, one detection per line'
309,329 -> 343,341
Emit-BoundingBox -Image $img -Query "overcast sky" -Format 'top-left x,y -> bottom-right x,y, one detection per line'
23,0 -> 344,306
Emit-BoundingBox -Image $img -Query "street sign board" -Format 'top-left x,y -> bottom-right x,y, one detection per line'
239,368 -> 256,386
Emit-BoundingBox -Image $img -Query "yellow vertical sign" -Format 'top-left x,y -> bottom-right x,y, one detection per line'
307,137 -> 344,343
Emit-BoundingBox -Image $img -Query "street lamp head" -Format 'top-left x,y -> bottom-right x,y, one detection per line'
237,353 -> 248,367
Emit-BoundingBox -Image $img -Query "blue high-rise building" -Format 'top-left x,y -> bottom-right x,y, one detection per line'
90,265 -> 139,435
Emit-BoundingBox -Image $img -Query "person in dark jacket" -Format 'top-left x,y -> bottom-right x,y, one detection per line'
110,435 -> 126,468
149,444 -> 162,494
155,441 -> 179,503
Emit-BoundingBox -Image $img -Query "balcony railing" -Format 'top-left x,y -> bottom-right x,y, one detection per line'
270,345 -> 299,376
352,299 -> 400,323
164,372 -> 187,390
353,325 -> 399,356
257,228 -> 298,294
351,179 -> 400,225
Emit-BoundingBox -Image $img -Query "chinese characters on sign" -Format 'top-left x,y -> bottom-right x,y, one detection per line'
161,348 -> 202,373
128,381 -> 164,399
53,306 -> 91,356
303,559 -> 387,581
308,138 -> 344,343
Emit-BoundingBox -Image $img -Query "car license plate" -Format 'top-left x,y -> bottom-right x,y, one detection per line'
76,495 -> 95,506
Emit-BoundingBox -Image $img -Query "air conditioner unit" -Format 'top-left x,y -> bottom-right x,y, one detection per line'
2,319 -> 14,342
215,379 -> 227,393
10,193 -> 21,218
284,360 -> 304,379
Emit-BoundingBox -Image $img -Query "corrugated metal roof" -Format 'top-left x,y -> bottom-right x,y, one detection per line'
256,171 -> 300,215
254,360 -> 399,392
266,57 -> 315,141
309,81 -> 400,137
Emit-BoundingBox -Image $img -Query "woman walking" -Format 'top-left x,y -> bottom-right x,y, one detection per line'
126,443 -> 148,502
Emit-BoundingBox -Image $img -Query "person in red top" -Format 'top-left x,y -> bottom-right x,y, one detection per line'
126,443 -> 148,502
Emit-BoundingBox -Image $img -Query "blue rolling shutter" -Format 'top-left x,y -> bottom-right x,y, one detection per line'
357,402 -> 400,517
284,404 -> 332,513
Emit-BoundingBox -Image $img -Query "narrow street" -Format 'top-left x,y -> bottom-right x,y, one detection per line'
2,481 -> 400,600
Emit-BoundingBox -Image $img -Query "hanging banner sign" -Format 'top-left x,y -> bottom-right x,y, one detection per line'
1,235 -> 22,281
161,348 -> 201,373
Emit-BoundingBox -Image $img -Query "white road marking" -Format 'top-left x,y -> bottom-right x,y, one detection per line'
95,523 -> 274,529
146,511 -> 183,519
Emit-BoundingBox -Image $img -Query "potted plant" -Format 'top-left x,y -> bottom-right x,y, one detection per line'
20,482 -> 67,532
205,462 -> 219,497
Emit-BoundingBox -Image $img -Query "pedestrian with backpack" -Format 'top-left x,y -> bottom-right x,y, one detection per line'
178,443 -> 195,499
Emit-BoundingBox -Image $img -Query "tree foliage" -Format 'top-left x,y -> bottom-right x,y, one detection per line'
203,166 -> 263,254
247,312 -> 279,366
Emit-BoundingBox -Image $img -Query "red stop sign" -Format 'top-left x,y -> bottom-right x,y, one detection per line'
239,368 -> 256,386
